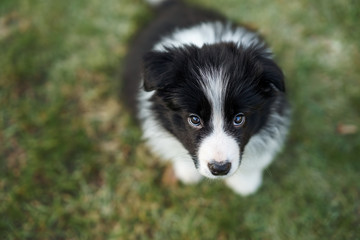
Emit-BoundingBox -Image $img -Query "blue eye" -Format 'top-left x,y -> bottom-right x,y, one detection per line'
188,114 -> 202,128
233,113 -> 245,127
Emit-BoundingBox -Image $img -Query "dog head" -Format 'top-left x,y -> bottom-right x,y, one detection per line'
142,43 -> 285,179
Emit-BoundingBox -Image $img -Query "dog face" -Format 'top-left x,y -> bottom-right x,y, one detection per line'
142,43 -> 285,179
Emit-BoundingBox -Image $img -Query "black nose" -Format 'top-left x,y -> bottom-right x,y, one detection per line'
208,161 -> 231,176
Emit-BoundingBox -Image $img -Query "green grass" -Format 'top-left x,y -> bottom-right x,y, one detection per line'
1,0 -> 359,239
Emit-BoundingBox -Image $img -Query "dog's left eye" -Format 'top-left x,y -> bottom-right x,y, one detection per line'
188,114 -> 202,128
233,113 -> 246,127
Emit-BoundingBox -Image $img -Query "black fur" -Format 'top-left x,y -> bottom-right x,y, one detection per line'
121,1 -> 225,116
141,42 -> 286,160
121,0 -> 290,187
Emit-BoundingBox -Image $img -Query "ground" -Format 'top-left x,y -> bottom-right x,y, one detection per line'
0,0 -> 359,239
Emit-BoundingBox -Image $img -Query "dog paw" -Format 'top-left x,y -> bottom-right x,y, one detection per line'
173,161 -> 203,184
225,171 -> 263,196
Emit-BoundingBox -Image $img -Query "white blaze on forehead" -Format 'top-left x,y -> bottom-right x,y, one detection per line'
199,67 -> 228,130
197,68 -> 240,178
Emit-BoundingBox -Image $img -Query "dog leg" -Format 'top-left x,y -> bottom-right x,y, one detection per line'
225,169 -> 263,196
173,160 -> 203,184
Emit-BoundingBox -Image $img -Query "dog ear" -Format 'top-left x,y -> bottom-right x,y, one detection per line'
142,50 -> 175,91
259,56 -> 285,94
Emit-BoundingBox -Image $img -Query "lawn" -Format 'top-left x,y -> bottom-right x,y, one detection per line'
1,0 -> 359,239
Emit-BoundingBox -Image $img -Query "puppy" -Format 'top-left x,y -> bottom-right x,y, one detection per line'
122,0 -> 290,196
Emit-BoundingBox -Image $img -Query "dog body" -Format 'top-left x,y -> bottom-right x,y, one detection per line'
123,1 -> 290,196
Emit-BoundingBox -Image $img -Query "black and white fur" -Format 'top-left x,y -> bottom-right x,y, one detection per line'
122,0 -> 290,196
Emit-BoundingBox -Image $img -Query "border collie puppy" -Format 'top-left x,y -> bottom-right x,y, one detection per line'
122,0 -> 291,196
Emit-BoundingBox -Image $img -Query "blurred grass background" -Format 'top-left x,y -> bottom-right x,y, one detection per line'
0,0 -> 359,239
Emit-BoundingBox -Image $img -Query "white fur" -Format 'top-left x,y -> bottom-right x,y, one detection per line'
197,67 -> 240,178
138,90 -> 203,183
198,130 -> 240,179
139,84 -> 289,195
173,160 -> 203,184
225,169 -> 263,196
154,21 -> 268,53
199,68 -> 228,127
225,105 -> 291,195
138,21 -> 289,195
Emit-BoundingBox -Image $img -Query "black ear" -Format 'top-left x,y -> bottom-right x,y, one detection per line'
259,57 -> 285,93
142,50 -> 175,91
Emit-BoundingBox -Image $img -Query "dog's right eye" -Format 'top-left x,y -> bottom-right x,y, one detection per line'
188,114 -> 202,128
